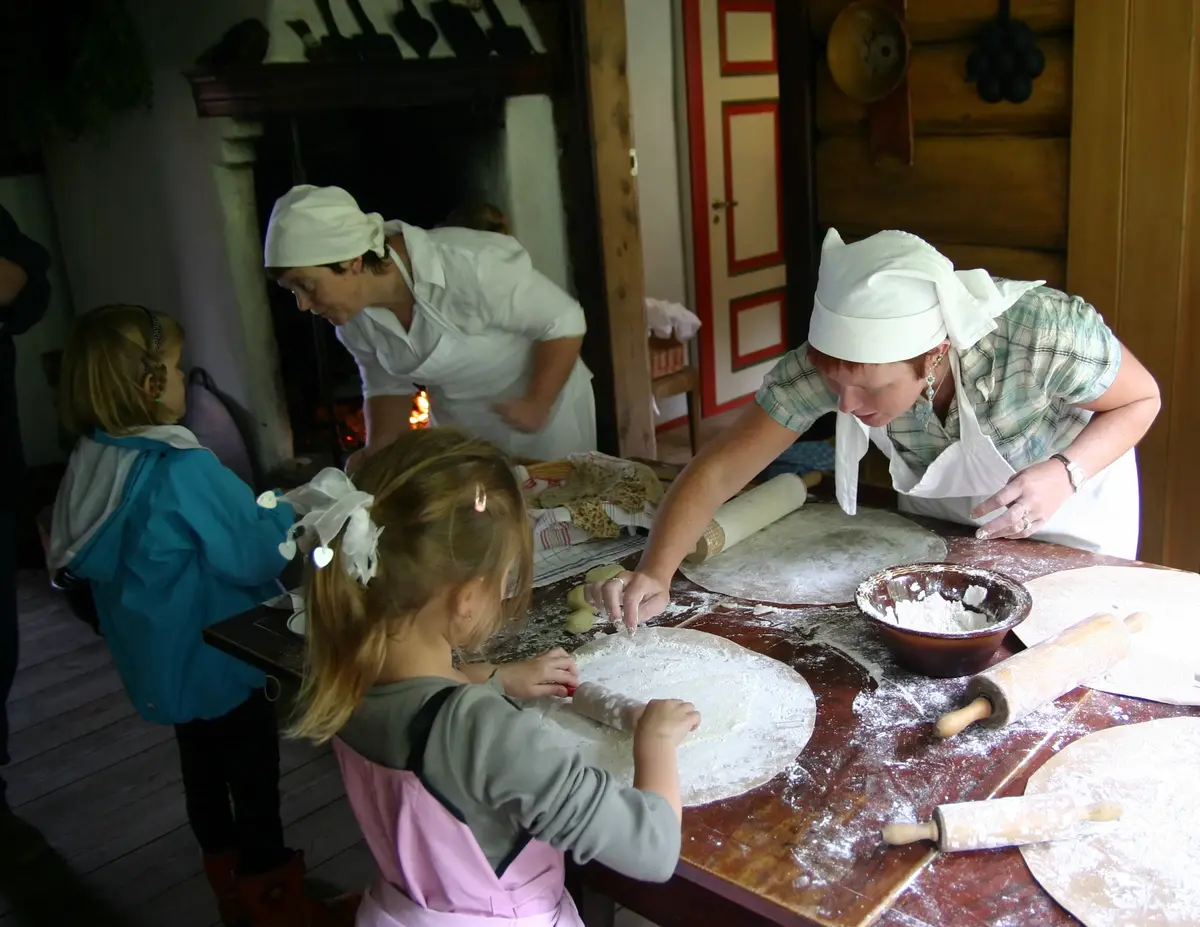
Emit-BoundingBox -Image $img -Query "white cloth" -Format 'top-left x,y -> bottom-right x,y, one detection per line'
337,223 -> 597,461
263,185 -> 387,268
644,298 -> 702,342
812,229 -> 1043,514
871,352 -> 1140,559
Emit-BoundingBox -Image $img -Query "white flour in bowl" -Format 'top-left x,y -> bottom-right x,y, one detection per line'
877,585 -> 994,634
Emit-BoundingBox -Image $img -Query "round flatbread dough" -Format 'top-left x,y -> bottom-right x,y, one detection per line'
533,627 -> 816,806
1021,718 -> 1200,927
679,503 -> 947,605
1015,565 -> 1200,706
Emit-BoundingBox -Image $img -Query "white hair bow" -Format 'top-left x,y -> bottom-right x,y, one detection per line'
258,469 -> 383,586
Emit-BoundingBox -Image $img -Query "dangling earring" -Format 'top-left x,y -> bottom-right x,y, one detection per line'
915,353 -> 942,428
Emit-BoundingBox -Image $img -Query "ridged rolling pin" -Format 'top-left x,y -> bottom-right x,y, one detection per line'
882,793 -> 1123,852
935,612 -> 1148,739
686,471 -> 822,564
568,682 -> 647,732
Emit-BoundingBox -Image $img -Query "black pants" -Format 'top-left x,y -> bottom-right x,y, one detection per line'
0,511 -> 17,813
173,689 -> 289,874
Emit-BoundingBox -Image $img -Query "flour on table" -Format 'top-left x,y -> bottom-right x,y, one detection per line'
530,627 -> 816,806
1021,718 -> 1200,927
1016,565 -> 1200,706
876,585 -> 995,634
679,504 -> 947,606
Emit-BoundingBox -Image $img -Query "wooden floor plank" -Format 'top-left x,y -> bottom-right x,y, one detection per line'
7,712 -> 174,808
6,661 -> 125,734
8,639 -> 112,701
16,606 -> 101,670
6,690 -> 135,765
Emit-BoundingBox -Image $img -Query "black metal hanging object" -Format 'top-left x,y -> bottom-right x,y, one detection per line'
965,0 -> 1045,104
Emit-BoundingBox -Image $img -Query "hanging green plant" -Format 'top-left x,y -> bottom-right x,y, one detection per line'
0,0 -> 153,151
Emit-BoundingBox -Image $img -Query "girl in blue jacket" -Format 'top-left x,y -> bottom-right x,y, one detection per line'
48,305 -> 356,927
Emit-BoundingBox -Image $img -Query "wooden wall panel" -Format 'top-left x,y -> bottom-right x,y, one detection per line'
1066,0 -> 1200,568
809,0 -> 1074,42
816,136 -> 1069,250
817,38 -> 1071,137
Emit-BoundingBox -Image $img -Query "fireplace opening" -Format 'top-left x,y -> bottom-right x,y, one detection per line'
253,102 -> 509,462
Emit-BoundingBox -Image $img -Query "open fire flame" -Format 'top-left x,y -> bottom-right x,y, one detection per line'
409,388 -> 431,429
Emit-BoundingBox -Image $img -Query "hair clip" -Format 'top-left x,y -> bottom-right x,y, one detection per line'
141,306 -> 163,354
475,484 -> 487,513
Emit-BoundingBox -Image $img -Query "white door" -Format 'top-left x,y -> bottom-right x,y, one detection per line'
684,0 -> 788,417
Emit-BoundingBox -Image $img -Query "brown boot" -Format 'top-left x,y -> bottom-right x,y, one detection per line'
203,850 -> 250,927
236,851 -> 360,927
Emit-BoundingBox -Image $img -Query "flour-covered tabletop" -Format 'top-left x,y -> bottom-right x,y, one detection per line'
203,477 -> 1199,927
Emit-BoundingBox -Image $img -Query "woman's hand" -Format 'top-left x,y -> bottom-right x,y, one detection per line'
493,396 -> 551,433
586,570 -> 672,632
495,648 -> 579,698
971,459 -> 1075,541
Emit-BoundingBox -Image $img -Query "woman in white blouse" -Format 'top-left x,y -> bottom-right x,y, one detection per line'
264,185 -> 596,468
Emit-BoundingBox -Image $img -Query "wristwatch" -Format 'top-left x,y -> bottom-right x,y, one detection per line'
1051,453 -> 1085,493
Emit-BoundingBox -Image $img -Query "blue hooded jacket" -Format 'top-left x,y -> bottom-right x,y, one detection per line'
49,426 -> 293,725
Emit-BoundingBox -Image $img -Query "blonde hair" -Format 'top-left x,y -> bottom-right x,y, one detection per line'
58,304 -> 184,438
291,428 -> 532,743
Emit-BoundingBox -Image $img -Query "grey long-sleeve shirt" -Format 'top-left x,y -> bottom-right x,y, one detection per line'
339,676 -> 680,882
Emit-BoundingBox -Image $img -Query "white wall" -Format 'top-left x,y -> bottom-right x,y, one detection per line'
625,0 -> 692,427
0,174 -> 74,466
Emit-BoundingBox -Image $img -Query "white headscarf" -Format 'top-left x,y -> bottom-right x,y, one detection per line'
810,229 -> 1043,514
263,185 -> 388,269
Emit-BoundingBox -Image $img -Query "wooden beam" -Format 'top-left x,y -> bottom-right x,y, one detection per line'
817,38 -> 1072,137
809,0 -> 1074,43
817,135 -> 1069,250
582,0 -> 656,458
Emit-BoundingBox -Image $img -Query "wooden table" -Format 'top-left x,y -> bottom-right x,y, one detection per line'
205,495 -> 1197,927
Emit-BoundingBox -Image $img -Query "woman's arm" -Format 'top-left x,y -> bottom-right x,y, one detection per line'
494,335 -> 582,433
596,404 -> 798,627
363,394 -> 413,452
1059,341 -> 1160,476
973,339 -> 1160,537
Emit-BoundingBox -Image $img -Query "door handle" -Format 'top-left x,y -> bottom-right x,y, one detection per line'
711,200 -> 739,210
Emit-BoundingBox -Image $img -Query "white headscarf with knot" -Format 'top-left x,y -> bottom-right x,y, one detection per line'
809,229 -> 1043,514
263,185 -> 387,269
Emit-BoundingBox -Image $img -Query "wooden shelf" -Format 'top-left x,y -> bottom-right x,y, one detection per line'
184,56 -> 555,119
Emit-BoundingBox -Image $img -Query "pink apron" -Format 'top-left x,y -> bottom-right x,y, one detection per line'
333,686 -> 584,927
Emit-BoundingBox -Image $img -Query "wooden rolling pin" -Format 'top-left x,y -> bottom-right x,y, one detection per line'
882,793 -> 1122,852
569,682 -> 646,732
686,471 -> 822,564
935,612 -> 1148,739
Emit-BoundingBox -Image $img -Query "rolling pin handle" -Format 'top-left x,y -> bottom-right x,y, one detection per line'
881,821 -> 939,846
1123,612 -> 1149,633
934,696 -> 994,739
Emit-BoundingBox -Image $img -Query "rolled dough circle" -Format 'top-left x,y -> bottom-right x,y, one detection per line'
1015,565 -> 1200,706
1021,718 -> 1200,927
679,503 -> 947,605
534,627 -> 816,806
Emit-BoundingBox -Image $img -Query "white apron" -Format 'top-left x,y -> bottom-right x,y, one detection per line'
868,352 -> 1140,559
392,252 -> 597,461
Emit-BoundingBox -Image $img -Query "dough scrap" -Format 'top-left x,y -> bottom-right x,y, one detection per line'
1015,565 -> 1200,706
585,563 -> 625,584
534,627 -> 816,806
680,504 -> 947,605
1021,717 -> 1200,927
563,609 -> 598,634
566,585 -> 591,612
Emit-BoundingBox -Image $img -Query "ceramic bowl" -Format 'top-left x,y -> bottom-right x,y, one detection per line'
855,563 -> 1032,678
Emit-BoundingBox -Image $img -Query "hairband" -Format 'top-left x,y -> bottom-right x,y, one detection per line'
141,307 -> 163,354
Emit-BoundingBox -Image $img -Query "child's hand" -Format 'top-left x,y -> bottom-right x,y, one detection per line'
496,648 -> 580,699
635,699 -> 701,749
